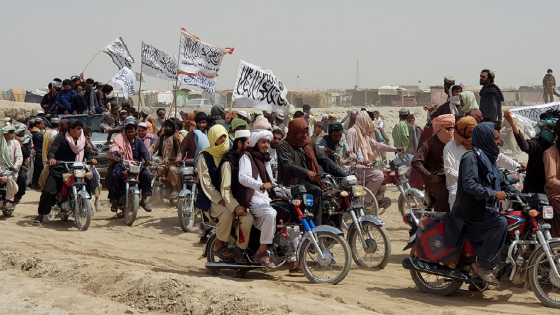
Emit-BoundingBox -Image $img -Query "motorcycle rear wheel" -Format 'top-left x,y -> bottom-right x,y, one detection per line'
206,234 -> 246,278
178,196 -> 195,232
74,195 -> 93,231
529,242 -> 560,308
299,231 -> 351,284
348,222 -> 391,269
123,193 -> 139,226
409,249 -> 462,295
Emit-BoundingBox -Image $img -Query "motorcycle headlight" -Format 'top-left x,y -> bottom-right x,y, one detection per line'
303,194 -> 313,207
352,186 -> 364,197
397,165 -> 408,176
129,165 -> 141,174
63,173 -> 72,182
543,206 -> 554,219
182,166 -> 194,175
74,169 -> 86,178
341,175 -> 358,186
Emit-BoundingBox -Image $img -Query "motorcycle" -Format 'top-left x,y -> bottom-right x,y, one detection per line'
150,156 -> 177,205
176,159 -> 198,232
114,157 -> 145,226
0,166 -> 18,217
202,184 -> 352,284
47,161 -> 94,231
402,192 -> 560,308
321,173 -> 391,268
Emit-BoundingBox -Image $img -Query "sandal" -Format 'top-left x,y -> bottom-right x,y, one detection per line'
139,201 -> 152,212
254,251 -> 276,268
234,250 -> 248,264
33,215 -> 43,226
215,246 -> 234,260
471,265 -> 500,287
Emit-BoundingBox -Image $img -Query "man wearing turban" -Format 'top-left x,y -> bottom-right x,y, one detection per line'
178,112 -> 211,161
0,125 -> 22,209
412,114 -> 455,213
148,119 -> 184,199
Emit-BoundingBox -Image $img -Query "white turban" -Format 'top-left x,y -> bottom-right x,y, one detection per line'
249,130 -> 273,148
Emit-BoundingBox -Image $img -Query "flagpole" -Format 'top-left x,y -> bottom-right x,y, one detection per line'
171,30 -> 182,130
82,50 -> 102,74
137,69 -> 143,116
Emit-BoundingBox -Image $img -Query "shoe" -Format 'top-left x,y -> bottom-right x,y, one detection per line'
140,201 -> 152,212
110,200 -> 118,212
472,264 -> 500,287
170,191 -> 179,199
378,197 -> 392,209
33,215 -> 43,225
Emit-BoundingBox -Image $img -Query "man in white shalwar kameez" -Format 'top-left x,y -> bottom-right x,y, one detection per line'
0,125 -> 23,208
238,130 -> 277,267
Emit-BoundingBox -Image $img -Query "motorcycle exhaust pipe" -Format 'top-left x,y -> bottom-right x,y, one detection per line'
402,257 -> 469,282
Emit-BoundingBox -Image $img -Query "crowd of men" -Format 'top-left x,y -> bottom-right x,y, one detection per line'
3,68 -> 559,283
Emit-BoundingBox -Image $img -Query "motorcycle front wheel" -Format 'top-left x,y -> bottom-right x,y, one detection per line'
299,231 -> 351,284
409,249 -> 462,295
348,222 -> 391,269
123,192 -> 139,226
74,195 -> 93,231
529,242 -> 560,308
178,196 -> 195,232
398,194 -> 424,217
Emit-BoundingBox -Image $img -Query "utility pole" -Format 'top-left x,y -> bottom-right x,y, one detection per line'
355,59 -> 360,89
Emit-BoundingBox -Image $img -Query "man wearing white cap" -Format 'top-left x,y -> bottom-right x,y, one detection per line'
0,125 -> 22,209
237,130 -> 276,267
214,129 -> 254,263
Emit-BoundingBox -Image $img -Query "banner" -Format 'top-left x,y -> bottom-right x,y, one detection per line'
111,67 -> 135,99
140,42 -> 177,81
509,102 -> 560,137
180,73 -> 217,94
232,60 -> 289,112
103,37 -> 135,70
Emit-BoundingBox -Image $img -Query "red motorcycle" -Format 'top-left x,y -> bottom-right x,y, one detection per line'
402,192 -> 560,308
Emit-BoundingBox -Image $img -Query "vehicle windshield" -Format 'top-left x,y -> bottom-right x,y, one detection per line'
58,114 -> 102,132
186,99 -> 202,105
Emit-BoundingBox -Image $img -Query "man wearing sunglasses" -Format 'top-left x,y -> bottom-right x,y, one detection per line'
412,114 -> 456,213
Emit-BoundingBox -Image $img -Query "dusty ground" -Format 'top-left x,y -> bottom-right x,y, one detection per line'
0,182 -> 555,315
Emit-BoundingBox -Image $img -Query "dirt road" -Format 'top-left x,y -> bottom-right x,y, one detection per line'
0,187 -> 556,315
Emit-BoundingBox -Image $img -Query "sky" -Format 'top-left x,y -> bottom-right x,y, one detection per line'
1,0 -> 558,92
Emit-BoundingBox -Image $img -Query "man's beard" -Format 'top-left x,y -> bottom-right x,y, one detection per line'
480,79 -> 486,85
270,142 -> 278,149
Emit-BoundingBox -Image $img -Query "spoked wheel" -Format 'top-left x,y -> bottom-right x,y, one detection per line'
398,194 -> 424,217
178,196 -> 195,232
299,232 -> 351,284
348,222 -> 391,268
529,243 -> 560,308
206,234 -> 245,277
74,195 -> 93,231
409,249 -> 462,295
342,187 -> 378,230
123,192 -> 139,226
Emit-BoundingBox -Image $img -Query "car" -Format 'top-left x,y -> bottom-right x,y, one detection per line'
58,114 -> 111,177
182,98 -> 213,109
393,98 -> 418,107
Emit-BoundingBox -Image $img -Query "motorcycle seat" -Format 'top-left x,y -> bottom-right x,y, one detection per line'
323,189 -> 342,196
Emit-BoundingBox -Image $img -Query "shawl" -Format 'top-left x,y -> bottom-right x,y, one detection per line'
322,122 -> 343,152
460,91 -> 479,114
351,111 -> 375,164
141,132 -> 157,149
200,125 -> 230,166
253,115 -> 272,131
65,131 -> 86,162
0,126 -> 15,167
286,118 -> 324,188
110,132 -> 134,162
432,114 -> 455,144
472,122 -> 500,164
454,116 -> 477,150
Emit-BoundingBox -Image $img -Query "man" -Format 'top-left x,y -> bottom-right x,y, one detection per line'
196,125 -> 232,259
14,123 -> 31,205
41,79 -> 62,112
274,113 -> 286,133
138,122 -> 157,149
479,69 -> 504,127
107,120 -> 153,212
504,109 -> 556,194
430,85 -> 464,120
543,121 -> 560,238
543,68 -> 556,104
34,120 -> 96,224
48,118 -> 60,139
154,108 -> 167,132
277,118 -> 347,224
424,77 -> 455,112
178,112 -> 210,161
53,79 -> 77,115
342,109 -> 358,130
98,84 -> 114,110
318,122 -> 349,163
72,84 -> 89,114
99,102 -> 120,133
412,114 -> 455,213
444,122 -> 518,286
303,104 -> 314,137
30,118 -> 45,189
237,111 -> 251,125
238,130 -> 277,267
460,91 -> 483,123
210,104 -> 227,128
139,107 -> 151,123
311,120 -> 325,144
406,114 -> 422,156
216,129 -> 254,263
372,111 -> 384,130
0,125 -> 22,209
148,120 -> 184,199
228,118 -> 248,146
392,108 -> 410,149
269,129 -> 283,164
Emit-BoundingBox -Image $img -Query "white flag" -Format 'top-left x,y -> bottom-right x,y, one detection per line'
509,102 -> 560,138
103,37 -> 135,70
140,42 -> 177,81
232,60 -> 289,112
111,67 -> 135,99
177,28 -> 233,94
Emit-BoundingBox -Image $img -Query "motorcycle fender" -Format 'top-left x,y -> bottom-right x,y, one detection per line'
527,238 -> 560,266
403,234 -> 416,251
77,190 -> 91,200
312,225 -> 345,236
129,186 -> 140,195
405,188 -> 425,199
359,215 -> 384,226
178,189 -> 191,198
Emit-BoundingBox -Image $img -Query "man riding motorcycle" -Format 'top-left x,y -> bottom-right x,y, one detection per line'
148,119 -> 184,199
444,122 -> 519,286
0,125 -> 22,208
107,119 -> 153,212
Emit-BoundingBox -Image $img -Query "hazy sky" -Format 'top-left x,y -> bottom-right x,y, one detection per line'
2,0 -> 558,92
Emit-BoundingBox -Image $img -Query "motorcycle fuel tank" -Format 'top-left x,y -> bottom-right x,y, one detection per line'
501,211 -> 526,235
